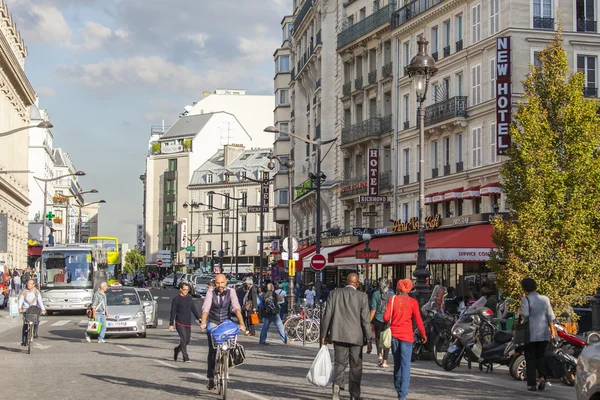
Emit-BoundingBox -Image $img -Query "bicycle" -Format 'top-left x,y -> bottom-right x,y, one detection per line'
207,320 -> 240,400
23,306 -> 41,354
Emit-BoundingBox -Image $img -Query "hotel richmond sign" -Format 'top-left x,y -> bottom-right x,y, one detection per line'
496,36 -> 512,155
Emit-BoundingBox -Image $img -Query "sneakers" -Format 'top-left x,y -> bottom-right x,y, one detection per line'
538,379 -> 546,391
184,360 -> 191,363
98,339 -> 107,344
34,333 -> 39,339
332,384 -> 341,400
207,380 -> 215,391
85,335 -> 91,343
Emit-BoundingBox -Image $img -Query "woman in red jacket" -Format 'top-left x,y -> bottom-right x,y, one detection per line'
383,279 -> 427,400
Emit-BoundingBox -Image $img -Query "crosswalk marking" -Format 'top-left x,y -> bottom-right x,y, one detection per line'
78,320 -> 88,325
157,319 -> 163,326
38,320 -> 48,326
50,320 -> 71,327
162,297 -> 169,300
154,359 -> 178,369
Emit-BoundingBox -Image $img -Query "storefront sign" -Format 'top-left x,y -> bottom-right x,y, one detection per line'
340,180 -> 367,194
359,195 -> 389,203
295,179 -> 313,199
368,148 -> 379,196
162,143 -> 184,154
322,235 -> 358,247
392,215 -> 441,233
496,36 -> 512,155
374,228 -> 388,235
352,228 -> 372,237
356,250 -> 380,259
452,217 -> 470,226
363,211 -> 377,217
179,218 -> 187,249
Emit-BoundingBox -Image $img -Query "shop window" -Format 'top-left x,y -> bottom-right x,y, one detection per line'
456,199 -> 464,216
474,197 -> 482,214
445,202 -> 452,218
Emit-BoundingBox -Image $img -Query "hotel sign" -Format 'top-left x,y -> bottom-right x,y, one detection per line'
368,148 -> 379,196
496,36 -> 512,155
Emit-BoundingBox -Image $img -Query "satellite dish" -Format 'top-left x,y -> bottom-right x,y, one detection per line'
184,105 -> 193,113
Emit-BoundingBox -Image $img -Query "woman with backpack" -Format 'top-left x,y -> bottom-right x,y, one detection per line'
369,278 -> 395,367
259,283 -> 290,345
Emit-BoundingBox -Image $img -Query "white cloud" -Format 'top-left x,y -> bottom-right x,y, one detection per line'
36,86 -> 56,98
5,1 -> 71,44
183,33 -> 208,48
69,21 -> 129,51
238,34 -> 280,64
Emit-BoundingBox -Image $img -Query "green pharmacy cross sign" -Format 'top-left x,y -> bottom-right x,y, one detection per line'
46,212 -> 55,221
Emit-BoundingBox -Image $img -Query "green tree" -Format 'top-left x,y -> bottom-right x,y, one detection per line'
123,249 -> 146,275
488,30 -> 600,315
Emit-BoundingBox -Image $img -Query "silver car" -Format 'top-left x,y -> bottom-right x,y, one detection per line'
192,275 -> 214,297
135,288 -> 158,328
105,287 -> 148,338
576,342 -> 600,400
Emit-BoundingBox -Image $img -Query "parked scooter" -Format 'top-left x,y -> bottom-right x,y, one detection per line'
413,285 -> 455,361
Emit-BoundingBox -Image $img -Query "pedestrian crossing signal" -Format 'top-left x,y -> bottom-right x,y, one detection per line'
288,260 -> 295,276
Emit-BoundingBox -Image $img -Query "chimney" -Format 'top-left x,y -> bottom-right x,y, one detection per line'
203,91 -> 210,99
223,144 -> 245,167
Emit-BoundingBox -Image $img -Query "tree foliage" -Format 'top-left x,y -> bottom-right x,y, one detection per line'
488,30 -> 600,315
123,248 -> 146,275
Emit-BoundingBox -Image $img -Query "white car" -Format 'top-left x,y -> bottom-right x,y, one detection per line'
160,273 -> 184,288
135,288 -> 158,328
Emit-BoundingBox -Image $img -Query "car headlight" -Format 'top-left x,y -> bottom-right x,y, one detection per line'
42,297 -> 50,302
452,327 -> 465,336
134,311 -> 144,318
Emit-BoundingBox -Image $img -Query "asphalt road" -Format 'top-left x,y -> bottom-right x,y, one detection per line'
0,288 -> 578,400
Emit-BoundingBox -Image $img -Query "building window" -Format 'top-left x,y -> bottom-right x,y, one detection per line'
490,57 -> 496,99
472,4 -> 481,44
207,193 -> 213,208
241,215 -> 247,232
431,26 -> 439,57
206,174 -> 213,183
283,23 -> 292,42
403,94 -> 409,125
474,197 -> 482,214
223,193 -> 230,209
490,122 -> 497,163
533,51 -> 542,68
576,0 -> 597,32
403,148 -> 410,177
456,199 -> 464,216
168,158 -> 177,172
224,216 -> 230,233
165,201 -> 176,217
443,137 -> 450,166
241,192 -> 248,207
276,89 -> 290,106
224,241 -> 229,255
278,189 -> 289,205
533,0 -> 553,28
206,217 -> 213,233
457,133 -> 463,163
276,55 -> 290,73
445,201 -> 452,218
577,55 -> 597,97
472,127 -> 482,168
278,156 -> 289,172
402,203 -> 409,221
403,41 -> 410,73
471,64 -> 482,106
456,14 -> 463,41
240,240 -> 246,255
443,20 -> 451,52
432,141 -> 439,169
456,72 -> 463,96
276,122 -> 289,139
490,0 -> 500,35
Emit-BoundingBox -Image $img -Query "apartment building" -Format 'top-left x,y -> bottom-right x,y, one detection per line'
51,148 -> 85,245
272,15 -> 294,240
289,0 -> 342,246
188,146 -> 277,275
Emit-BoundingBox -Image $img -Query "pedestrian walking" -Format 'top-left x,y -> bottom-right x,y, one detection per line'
259,283 -> 290,345
18,279 -> 46,346
519,277 -> 556,392
383,279 -> 426,400
369,278 -> 394,368
304,284 -> 316,308
86,282 -> 109,343
275,283 -> 287,320
169,282 -> 201,362
242,277 -> 258,336
321,273 -> 371,400
12,272 -> 20,296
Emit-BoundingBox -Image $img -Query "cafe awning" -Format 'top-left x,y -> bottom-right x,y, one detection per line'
480,182 -> 501,196
302,245 -> 349,271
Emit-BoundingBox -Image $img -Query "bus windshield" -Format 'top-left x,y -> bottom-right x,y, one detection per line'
42,250 -> 94,289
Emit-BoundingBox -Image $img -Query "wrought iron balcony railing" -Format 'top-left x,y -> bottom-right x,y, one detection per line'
293,0 -> 313,33
584,87 -> 598,98
337,1 -> 396,49
340,170 -> 393,196
533,16 -> 554,30
443,46 -> 450,58
444,164 -> 451,176
403,174 -> 409,185
403,120 -> 409,130
382,62 -> 393,78
381,114 -> 393,133
425,96 -> 468,127
392,0 -> 444,30
432,51 -> 438,61
456,39 -> 463,52
368,70 -> 377,84
341,117 -> 384,145
355,76 -> 364,91
343,82 -> 352,96
432,167 -> 439,178
456,161 -> 464,173
577,19 -> 597,32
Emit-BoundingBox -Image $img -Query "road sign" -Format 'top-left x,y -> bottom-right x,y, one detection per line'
311,254 -> 327,270
218,250 -> 224,258
288,260 -> 296,276
157,259 -> 163,267
356,250 -> 380,259
359,195 -> 389,203
352,228 -> 372,236
185,246 -> 195,252
247,205 -> 269,213
282,237 -> 298,252
363,212 -> 377,217
282,252 -> 299,261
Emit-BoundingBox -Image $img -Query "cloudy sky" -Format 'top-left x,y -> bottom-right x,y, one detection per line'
6,0 -> 289,246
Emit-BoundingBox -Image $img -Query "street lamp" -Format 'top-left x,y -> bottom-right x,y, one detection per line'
76,200 -> 106,242
361,233 -> 372,285
268,153 -> 296,309
264,125 -> 336,300
406,37 -> 438,305
0,121 -> 53,138
183,201 -> 201,271
208,191 -> 243,276
60,189 -> 99,243
35,171 -> 86,248
200,203 -> 229,272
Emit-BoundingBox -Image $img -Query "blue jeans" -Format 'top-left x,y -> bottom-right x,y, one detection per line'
391,338 -> 412,400
259,314 -> 288,344
86,312 -> 107,340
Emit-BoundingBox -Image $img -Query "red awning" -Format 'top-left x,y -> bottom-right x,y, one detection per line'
297,245 -> 316,272
442,188 -> 464,201
28,246 -> 43,257
462,186 -> 481,199
480,182 -> 501,196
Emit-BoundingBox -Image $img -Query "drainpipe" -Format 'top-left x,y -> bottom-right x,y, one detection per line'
393,37 -> 400,221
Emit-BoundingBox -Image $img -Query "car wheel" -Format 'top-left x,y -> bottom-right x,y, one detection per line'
46,310 -> 54,316
139,332 -> 147,338
509,355 -> 526,381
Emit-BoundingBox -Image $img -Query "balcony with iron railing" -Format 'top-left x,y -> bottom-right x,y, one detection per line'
403,120 -> 410,130
577,19 -> 597,32
443,45 -> 450,58
432,51 -> 438,61
392,0 -> 444,30
533,16 -> 554,30
341,117 -> 385,145
584,87 -> 598,98
432,167 -> 439,178
293,0 -> 313,33
456,161 -> 464,173
456,39 -> 463,52
355,76 -> 364,91
443,164 -> 451,176
381,114 -> 393,132
343,82 -> 352,96
337,1 -> 396,49
368,70 -> 377,84
424,96 -> 468,127
382,62 -> 393,78
403,174 -> 409,185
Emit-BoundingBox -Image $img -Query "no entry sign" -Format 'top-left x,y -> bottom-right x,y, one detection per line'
157,259 -> 163,267
311,254 -> 327,271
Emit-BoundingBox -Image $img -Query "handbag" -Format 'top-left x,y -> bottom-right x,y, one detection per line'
228,343 -> 246,368
381,295 -> 395,349
87,319 -> 102,334
249,312 -> 259,325
513,296 -> 531,348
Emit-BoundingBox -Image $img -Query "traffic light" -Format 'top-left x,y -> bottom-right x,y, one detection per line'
288,260 -> 295,277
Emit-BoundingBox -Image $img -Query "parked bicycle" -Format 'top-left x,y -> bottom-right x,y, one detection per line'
282,300 -> 323,343
23,305 -> 41,354
207,320 -> 240,400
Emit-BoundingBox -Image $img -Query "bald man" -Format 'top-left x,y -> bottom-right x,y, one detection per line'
321,273 -> 371,400
86,282 -> 109,343
200,274 -> 245,391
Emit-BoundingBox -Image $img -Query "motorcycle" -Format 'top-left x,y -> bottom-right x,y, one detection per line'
412,286 -> 455,361
441,296 -> 501,371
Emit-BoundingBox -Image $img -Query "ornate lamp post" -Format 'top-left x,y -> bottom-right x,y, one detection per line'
183,201 -> 201,271
406,37 -> 438,305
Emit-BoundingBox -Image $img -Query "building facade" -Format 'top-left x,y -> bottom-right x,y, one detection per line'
0,0 -> 36,270
51,148 -> 85,245
188,146 -> 277,275
144,91 -> 275,267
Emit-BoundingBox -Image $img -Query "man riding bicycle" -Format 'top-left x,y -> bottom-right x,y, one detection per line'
18,279 -> 46,346
200,274 -> 245,391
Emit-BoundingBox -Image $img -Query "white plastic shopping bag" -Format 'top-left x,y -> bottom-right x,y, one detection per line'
306,344 -> 332,387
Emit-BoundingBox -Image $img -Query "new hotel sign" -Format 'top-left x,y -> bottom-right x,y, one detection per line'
496,36 -> 512,155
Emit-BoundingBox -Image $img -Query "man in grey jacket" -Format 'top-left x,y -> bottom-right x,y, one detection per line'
321,273 -> 371,400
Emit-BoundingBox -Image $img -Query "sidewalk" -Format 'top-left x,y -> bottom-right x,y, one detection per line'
0,304 -> 22,337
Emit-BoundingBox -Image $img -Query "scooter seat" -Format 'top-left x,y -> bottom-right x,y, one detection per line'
493,330 -> 514,344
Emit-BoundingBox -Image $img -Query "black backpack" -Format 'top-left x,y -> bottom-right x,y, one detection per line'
263,293 -> 280,316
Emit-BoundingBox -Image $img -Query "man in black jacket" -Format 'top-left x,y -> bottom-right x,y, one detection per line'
243,277 -> 258,336
169,282 -> 201,362
321,273 -> 371,400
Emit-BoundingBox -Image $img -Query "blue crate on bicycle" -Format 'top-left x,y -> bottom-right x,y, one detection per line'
208,320 -> 240,345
